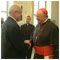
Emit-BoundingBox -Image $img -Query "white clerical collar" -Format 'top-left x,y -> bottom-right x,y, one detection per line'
43,18 -> 48,24
9,16 -> 16,22
27,23 -> 29,26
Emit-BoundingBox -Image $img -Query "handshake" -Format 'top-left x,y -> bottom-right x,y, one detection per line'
24,40 -> 31,48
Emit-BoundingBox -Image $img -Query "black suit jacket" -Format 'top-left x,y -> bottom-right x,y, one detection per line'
1,17 -> 27,59
21,24 -> 35,40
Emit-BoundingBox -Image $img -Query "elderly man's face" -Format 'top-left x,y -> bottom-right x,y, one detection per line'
36,10 -> 45,24
14,8 -> 22,21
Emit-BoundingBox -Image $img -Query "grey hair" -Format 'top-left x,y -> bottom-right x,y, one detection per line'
9,5 -> 21,15
42,12 -> 48,18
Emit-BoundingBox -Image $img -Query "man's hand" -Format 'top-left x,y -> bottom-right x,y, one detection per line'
24,40 -> 31,48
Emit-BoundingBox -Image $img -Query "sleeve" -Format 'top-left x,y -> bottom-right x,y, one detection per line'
30,29 -> 35,47
7,25 -> 27,52
49,26 -> 59,58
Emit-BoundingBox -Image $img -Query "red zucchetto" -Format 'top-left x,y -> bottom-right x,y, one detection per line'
40,8 -> 48,15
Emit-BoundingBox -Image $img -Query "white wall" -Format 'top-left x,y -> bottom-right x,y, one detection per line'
51,1 -> 59,27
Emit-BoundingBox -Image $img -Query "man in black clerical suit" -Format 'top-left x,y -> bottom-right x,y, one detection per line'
21,16 -> 35,59
1,5 -> 31,59
32,8 -> 59,59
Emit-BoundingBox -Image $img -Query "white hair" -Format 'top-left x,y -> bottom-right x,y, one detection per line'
9,5 -> 21,15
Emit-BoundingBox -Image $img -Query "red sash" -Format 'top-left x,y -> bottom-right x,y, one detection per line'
34,45 -> 53,56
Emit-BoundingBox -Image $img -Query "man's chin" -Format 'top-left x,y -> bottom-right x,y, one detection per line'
38,21 -> 40,24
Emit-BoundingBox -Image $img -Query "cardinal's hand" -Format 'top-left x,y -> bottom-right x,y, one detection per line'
24,40 -> 31,48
